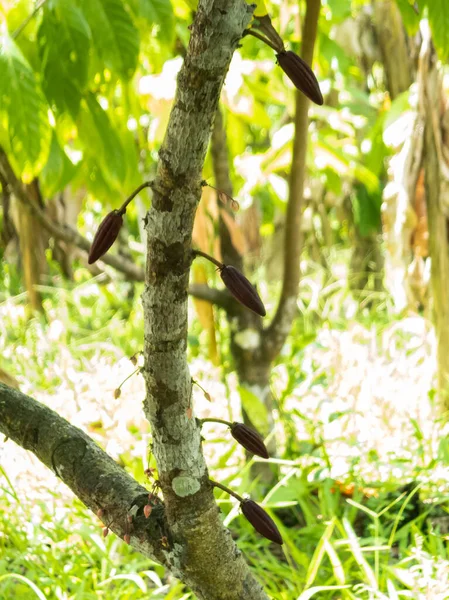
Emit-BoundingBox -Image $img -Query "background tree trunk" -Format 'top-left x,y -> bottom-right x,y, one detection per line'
211,107 -> 276,486
373,0 -> 419,313
419,30 -> 449,409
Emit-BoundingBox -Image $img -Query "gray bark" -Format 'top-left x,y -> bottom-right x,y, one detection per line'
141,1 -> 269,598
0,384 -> 169,565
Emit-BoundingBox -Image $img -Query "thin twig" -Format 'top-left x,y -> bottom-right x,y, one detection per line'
192,249 -> 224,269
200,417 -> 232,427
118,181 -> 152,215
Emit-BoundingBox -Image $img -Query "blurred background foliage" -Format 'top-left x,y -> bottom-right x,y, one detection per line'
2,0 -> 449,598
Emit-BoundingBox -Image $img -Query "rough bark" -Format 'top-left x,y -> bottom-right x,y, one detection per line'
141,1 -> 269,598
418,31 -> 449,408
0,383 -> 169,565
265,0 -> 321,360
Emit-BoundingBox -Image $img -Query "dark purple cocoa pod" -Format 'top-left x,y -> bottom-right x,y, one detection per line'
241,499 -> 283,545
88,210 -> 123,264
231,422 -> 269,459
219,265 -> 266,317
276,50 -> 323,106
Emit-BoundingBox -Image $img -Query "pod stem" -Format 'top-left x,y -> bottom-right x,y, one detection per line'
200,417 -> 232,427
192,249 -> 224,269
118,181 -> 153,215
244,28 -> 280,52
210,480 -> 245,503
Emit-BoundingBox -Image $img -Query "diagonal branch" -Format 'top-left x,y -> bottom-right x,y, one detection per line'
0,383 -> 169,564
0,150 -> 145,282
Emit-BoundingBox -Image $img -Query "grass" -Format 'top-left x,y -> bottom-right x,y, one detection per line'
1,264 -> 449,599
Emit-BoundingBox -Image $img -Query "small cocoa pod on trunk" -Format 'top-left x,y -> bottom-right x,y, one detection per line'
231,422 -> 269,459
241,499 -> 283,545
277,50 -> 323,106
88,210 -> 123,264
219,265 -> 266,317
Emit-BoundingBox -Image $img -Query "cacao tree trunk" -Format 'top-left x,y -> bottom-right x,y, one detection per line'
140,2 -> 270,597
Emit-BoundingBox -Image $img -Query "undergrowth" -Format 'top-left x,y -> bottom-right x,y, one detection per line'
1,263 -> 449,599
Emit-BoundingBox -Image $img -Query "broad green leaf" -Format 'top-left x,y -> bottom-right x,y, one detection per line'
238,385 -> 269,435
78,93 -> 126,189
38,0 -> 91,117
325,0 -> 351,22
395,0 -> 421,35
79,0 -> 140,79
40,130 -> 77,197
139,0 -> 175,44
0,33 -> 51,179
427,0 -> 449,61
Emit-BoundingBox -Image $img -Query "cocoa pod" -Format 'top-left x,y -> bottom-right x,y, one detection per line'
231,422 -> 269,459
88,210 -> 123,264
241,499 -> 283,545
276,50 -> 323,106
219,265 -> 266,317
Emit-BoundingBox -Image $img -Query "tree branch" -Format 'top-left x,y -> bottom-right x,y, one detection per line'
264,0 -> 321,359
0,150 -> 145,282
0,383 -> 169,564
188,283 -> 237,312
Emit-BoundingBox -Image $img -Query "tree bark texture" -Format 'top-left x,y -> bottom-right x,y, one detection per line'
140,1 -> 270,598
0,383 -> 169,565
418,29 -> 449,409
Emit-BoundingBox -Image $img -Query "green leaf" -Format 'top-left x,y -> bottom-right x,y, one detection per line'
427,0 -> 449,61
138,0 -> 175,44
0,33 -> 51,179
40,131 -> 77,197
78,93 -> 126,189
395,0 -> 421,35
297,586 -> 352,600
38,0 -> 91,117
0,574 -> 46,600
79,0 -> 140,79
352,183 -> 382,237
238,386 -> 269,435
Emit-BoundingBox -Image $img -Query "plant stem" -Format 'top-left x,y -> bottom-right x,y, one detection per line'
201,417 -> 232,427
117,367 -> 141,392
244,28 -> 280,52
119,181 -> 153,215
192,249 -> 224,269
210,480 -> 245,503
